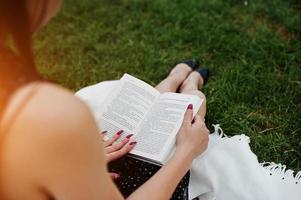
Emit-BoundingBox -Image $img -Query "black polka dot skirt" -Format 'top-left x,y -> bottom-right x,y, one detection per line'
109,156 -> 190,200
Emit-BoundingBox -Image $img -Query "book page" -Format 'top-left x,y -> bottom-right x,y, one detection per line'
131,92 -> 202,164
97,74 -> 160,139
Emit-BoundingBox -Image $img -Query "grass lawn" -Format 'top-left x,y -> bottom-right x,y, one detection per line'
34,0 -> 301,171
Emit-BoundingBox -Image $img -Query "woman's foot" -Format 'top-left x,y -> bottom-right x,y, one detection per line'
179,71 -> 205,92
155,60 -> 197,93
169,59 -> 199,76
168,63 -> 192,78
155,59 -> 200,93
195,68 -> 209,85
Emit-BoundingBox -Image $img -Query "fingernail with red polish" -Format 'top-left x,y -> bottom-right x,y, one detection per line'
187,104 -> 193,110
116,130 -> 124,135
129,141 -> 137,146
101,131 -> 107,134
126,134 -> 134,139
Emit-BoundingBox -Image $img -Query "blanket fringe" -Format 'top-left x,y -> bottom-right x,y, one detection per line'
260,162 -> 301,184
211,124 -> 228,138
211,124 -> 300,185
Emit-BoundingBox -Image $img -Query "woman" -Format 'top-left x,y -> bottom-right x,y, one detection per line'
0,0 -> 209,199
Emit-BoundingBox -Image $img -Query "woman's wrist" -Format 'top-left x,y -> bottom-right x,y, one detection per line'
173,147 -> 195,167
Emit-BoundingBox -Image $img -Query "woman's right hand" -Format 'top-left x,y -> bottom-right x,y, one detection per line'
175,104 -> 209,161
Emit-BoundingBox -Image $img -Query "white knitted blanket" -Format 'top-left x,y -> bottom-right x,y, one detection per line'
189,125 -> 301,200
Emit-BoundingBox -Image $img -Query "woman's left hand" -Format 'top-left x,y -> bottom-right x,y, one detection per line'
100,130 -> 136,180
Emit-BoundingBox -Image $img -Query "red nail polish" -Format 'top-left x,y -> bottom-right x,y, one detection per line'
116,130 -> 124,135
187,104 -> 193,110
129,141 -> 137,145
126,134 -> 134,139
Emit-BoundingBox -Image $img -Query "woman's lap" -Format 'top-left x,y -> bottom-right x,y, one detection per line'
109,156 -> 190,200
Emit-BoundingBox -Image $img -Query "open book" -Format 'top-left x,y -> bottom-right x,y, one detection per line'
96,74 -> 203,165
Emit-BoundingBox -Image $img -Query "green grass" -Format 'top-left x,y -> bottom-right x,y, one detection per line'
34,0 -> 301,171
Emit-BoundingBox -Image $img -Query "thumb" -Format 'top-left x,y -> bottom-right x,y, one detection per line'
183,104 -> 193,126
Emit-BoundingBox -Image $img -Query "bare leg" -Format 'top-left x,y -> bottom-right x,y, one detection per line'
179,71 -> 207,120
155,64 -> 192,93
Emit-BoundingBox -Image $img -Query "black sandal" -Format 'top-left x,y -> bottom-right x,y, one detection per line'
195,68 -> 209,85
174,59 -> 199,70
169,59 -> 199,77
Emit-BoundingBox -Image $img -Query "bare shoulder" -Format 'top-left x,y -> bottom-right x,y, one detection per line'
3,81 -> 98,136
2,82 -> 106,199
2,81 -> 101,155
